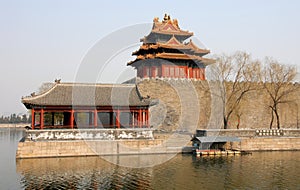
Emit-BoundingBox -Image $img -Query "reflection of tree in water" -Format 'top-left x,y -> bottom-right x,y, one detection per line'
15,153 -> 300,189
17,156 -> 152,189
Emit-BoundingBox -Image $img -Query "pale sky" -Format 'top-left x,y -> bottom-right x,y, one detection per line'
0,0 -> 300,115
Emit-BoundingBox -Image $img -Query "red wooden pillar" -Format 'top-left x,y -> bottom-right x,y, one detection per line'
31,108 -> 35,129
158,66 -> 162,78
146,109 -> 149,128
199,68 -> 202,80
192,68 -> 195,79
132,111 -> 135,128
144,66 -> 150,78
139,109 -> 142,128
116,109 -> 120,128
151,66 -> 157,78
143,66 -> 146,78
94,109 -> 97,128
40,109 -> 44,130
70,110 -> 74,129
143,110 -> 146,127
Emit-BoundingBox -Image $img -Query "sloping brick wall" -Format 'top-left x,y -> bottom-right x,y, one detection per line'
230,137 -> 300,151
138,79 -> 300,130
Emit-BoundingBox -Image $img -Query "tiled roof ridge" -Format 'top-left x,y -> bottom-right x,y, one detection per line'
152,14 -> 192,35
22,82 -> 58,102
56,82 -> 136,87
22,82 -> 137,102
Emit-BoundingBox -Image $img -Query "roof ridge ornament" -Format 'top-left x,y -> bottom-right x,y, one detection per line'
163,13 -> 170,22
54,79 -> 61,84
173,19 -> 179,28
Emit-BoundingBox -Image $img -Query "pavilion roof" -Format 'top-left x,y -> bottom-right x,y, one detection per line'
185,40 -> 210,54
132,38 -> 210,56
141,14 -> 193,42
128,52 -> 215,66
128,14 -> 215,68
22,83 -> 152,108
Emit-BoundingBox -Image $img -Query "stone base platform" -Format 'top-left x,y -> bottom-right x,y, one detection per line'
16,129 -> 300,159
16,139 -> 177,159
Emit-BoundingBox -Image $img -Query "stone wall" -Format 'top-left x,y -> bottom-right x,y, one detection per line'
16,139 -> 188,159
137,79 -> 300,130
24,129 -> 154,141
200,129 -> 300,151
0,123 -> 29,128
16,79 -> 300,159
229,138 -> 300,151
204,129 -> 300,138
17,128 -> 194,158
16,128 -> 300,158
138,79 -> 211,132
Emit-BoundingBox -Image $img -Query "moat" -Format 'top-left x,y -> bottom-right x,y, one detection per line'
1,128 -> 299,189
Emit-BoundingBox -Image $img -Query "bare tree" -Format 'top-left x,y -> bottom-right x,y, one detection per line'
262,58 -> 298,129
207,51 -> 261,129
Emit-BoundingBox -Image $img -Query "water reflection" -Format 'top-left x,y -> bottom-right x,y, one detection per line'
16,152 -> 300,190
1,128 -> 300,189
101,154 -> 176,168
190,152 -> 300,189
17,156 -> 154,189
0,127 -> 25,142
0,128 -> 25,190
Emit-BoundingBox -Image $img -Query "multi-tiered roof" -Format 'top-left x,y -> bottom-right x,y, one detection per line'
128,14 -> 214,80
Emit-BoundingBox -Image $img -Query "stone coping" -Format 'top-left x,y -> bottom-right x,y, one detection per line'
26,128 -> 154,132
24,128 -> 155,142
202,128 -> 300,131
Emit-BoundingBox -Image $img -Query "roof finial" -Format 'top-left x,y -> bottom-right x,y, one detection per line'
173,19 -> 179,27
163,13 -> 170,22
55,79 -> 61,84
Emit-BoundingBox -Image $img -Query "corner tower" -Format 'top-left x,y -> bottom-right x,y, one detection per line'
128,14 -> 215,80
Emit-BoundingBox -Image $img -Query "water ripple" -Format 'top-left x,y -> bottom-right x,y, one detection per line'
1,129 -> 300,189
13,152 -> 300,189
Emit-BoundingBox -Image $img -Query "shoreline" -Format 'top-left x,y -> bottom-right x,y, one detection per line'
0,123 -> 29,128
15,128 -> 300,159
